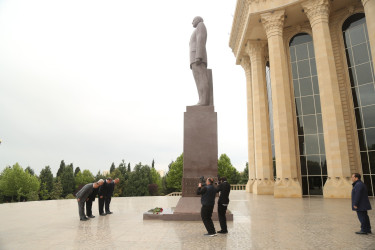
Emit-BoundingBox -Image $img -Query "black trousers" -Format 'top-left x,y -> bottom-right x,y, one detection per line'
201,205 -> 216,234
86,200 -> 93,216
218,203 -> 228,232
357,211 -> 372,233
105,196 -> 112,213
99,197 -> 105,214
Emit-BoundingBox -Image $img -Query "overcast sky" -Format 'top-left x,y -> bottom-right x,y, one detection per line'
0,0 -> 248,176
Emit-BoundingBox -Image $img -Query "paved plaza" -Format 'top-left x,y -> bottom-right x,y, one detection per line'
0,191 -> 374,250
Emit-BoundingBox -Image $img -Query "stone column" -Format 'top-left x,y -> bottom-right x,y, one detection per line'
302,0 -> 352,198
246,41 -> 274,195
261,10 -> 302,198
362,0 -> 375,73
240,56 -> 256,193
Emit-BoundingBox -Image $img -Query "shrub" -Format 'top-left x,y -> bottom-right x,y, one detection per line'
65,194 -> 76,199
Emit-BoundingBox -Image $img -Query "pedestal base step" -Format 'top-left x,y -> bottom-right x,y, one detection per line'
143,197 -> 233,221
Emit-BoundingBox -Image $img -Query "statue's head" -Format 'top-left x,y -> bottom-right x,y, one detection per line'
192,16 -> 204,28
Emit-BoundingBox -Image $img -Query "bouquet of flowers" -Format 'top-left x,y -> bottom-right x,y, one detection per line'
148,207 -> 163,214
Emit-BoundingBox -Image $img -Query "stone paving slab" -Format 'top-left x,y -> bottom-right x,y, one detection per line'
0,191 -> 374,249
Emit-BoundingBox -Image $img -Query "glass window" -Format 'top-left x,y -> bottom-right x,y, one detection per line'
290,47 -> 296,62
301,96 -> 315,115
308,177 -> 323,195
296,44 -> 308,61
361,152 -> 370,174
300,156 -> 307,175
344,13 -> 375,196
300,77 -> 313,96
356,63 -> 373,85
307,155 -> 321,175
315,95 -> 321,114
365,128 -> 375,150
312,76 -> 319,94
350,25 -> 366,46
319,134 -> 325,155
305,135 -> 319,155
298,60 -> 311,78
352,43 -> 370,65
369,151 -> 375,174
352,87 -> 360,108
359,84 -> 375,107
290,33 -> 326,195
355,108 -> 364,129
362,105 -> 375,127
317,114 -> 323,134
303,115 -> 317,134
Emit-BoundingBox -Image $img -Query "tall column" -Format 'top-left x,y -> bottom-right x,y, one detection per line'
362,0 -> 375,73
261,10 -> 302,198
246,41 -> 274,195
302,0 -> 352,198
240,56 -> 256,193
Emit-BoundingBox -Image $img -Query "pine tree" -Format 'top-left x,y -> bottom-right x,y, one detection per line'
39,166 -> 54,194
152,159 -> 155,169
25,166 -> 35,176
56,160 -> 66,178
74,167 -> 81,176
50,179 -> 63,199
110,162 -> 116,173
127,163 -> 131,172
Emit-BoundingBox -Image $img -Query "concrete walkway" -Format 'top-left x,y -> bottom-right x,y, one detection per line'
0,191 -> 374,249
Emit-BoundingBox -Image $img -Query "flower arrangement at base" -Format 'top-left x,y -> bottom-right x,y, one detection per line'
148,207 -> 163,214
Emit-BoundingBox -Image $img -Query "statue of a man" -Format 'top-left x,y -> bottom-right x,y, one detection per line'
190,16 -> 210,106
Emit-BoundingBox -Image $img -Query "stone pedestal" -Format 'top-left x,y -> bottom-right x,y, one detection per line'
323,178 -> 352,198
182,106 -> 218,196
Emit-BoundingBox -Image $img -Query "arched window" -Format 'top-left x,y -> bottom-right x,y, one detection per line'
343,13 -> 375,196
289,33 -> 327,196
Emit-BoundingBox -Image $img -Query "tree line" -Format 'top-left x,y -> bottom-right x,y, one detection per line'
0,153 -> 248,203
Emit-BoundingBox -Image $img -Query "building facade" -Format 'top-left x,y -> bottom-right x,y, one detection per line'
230,0 -> 375,198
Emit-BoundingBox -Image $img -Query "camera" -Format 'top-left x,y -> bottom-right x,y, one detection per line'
199,176 -> 206,186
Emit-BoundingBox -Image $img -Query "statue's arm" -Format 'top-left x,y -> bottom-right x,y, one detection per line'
195,23 -> 207,62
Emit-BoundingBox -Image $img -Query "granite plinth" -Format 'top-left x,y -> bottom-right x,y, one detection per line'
143,197 -> 233,221
183,105 -> 218,196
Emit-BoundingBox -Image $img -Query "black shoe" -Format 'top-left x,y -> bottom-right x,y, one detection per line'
100,213 -> 106,216
84,216 -> 89,219
355,231 -> 368,235
106,211 -> 113,214
88,215 -> 95,218
80,218 -> 88,221
204,233 -> 217,237
217,230 -> 228,234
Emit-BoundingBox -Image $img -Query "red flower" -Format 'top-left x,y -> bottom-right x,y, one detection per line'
156,212 -> 159,214
160,208 -> 163,212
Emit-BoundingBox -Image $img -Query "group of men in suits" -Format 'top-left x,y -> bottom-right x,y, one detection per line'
197,176 -> 231,236
75,177 -> 120,221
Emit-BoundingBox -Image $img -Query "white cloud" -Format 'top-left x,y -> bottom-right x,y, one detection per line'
0,0 -> 248,175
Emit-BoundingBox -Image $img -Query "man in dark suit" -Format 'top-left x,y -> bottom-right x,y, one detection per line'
99,178 -> 120,215
76,179 -> 104,221
351,173 -> 372,234
86,186 -> 98,218
98,178 -> 112,216
105,178 -> 120,214
216,177 -> 231,234
197,177 -> 217,237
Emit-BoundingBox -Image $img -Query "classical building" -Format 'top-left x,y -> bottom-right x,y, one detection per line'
230,0 -> 375,198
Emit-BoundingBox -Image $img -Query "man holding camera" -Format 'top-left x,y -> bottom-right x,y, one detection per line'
197,177 -> 217,237
216,177 -> 230,234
